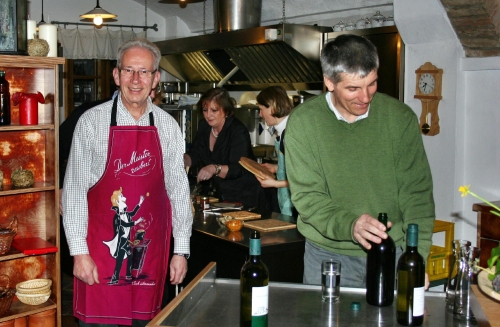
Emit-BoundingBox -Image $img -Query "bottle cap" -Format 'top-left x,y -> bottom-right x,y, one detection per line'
350,301 -> 361,310
407,223 -> 419,247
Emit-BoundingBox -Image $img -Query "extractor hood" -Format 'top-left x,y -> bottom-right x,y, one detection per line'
155,23 -> 331,91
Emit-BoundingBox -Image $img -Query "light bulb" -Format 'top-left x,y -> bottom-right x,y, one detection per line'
93,15 -> 103,26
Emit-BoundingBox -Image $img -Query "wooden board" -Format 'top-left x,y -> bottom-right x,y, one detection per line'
195,196 -> 218,204
243,219 -> 296,232
224,211 -> 261,221
239,157 -> 274,179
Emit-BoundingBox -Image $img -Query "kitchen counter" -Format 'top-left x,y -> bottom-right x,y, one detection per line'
185,209 -> 305,284
150,262 -> 479,327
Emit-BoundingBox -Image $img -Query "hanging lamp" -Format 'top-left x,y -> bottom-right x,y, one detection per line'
80,0 -> 117,26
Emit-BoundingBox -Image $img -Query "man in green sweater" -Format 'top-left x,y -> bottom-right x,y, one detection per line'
285,34 -> 435,288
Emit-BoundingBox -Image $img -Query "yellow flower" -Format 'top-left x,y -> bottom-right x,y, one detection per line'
459,185 -> 470,197
458,185 -> 500,217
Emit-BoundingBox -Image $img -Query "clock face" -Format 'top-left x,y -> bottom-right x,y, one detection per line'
418,73 -> 435,95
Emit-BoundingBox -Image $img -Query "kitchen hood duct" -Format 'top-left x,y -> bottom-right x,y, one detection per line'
155,23 -> 330,91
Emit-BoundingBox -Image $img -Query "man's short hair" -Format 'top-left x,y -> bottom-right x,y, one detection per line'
321,34 -> 379,84
116,38 -> 161,70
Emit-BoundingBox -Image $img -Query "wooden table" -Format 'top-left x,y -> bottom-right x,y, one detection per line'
471,285 -> 500,327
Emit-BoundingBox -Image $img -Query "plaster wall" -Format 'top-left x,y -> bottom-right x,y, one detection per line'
27,0 -> 168,41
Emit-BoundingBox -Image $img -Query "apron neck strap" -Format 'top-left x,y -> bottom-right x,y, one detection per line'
111,97 -> 155,126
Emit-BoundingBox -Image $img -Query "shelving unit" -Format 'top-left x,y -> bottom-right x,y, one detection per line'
0,55 -> 64,326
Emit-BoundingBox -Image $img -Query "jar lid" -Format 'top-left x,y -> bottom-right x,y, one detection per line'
371,11 -> 385,21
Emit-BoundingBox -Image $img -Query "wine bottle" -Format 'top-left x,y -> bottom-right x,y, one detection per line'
366,212 -> 396,306
240,230 -> 269,327
0,70 -> 11,126
397,224 -> 425,326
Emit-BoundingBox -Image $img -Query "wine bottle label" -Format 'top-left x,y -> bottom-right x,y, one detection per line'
251,285 -> 268,317
412,286 -> 425,316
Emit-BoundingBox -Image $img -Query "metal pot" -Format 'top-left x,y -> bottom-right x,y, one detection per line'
292,92 -> 315,107
213,0 -> 262,32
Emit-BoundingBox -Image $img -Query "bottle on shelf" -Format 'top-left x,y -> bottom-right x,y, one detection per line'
366,212 -> 396,306
240,230 -> 269,327
396,224 -> 425,326
0,70 -> 11,126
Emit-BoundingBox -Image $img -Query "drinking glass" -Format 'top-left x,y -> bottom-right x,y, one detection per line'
321,260 -> 341,302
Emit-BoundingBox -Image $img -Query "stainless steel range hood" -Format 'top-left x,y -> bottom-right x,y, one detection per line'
155,23 -> 330,92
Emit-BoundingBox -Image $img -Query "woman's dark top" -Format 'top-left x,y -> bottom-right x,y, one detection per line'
187,116 -> 269,210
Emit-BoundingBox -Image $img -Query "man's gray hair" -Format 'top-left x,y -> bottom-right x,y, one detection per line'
321,34 -> 379,84
116,38 -> 161,70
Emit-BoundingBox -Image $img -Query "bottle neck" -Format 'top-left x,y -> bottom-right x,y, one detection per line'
249,238 -> 261,256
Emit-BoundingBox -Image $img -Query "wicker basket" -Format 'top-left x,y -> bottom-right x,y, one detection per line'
0,275 -> 15,316
15,291 -> 51,306
16,279 -> 52,294
0,217 -> 17,255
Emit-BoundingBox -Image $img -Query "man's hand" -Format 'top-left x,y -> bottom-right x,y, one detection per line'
73,254 -> 100,285
170,255 -> 188,285
352,214 -> 392,250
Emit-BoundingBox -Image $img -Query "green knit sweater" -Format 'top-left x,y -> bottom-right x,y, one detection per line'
285,92 -> 435,261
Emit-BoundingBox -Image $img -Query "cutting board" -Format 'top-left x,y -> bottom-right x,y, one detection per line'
195,196 -> 219,204
244,219 -> 296,232
224,211 -> 261,221
239,157 -> 274,179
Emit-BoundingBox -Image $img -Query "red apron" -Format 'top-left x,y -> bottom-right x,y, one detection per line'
74,98 -> 172,325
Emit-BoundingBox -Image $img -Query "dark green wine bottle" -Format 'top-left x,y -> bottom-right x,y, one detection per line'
397,224 -> 425,326
366,213 -> 396,306
240,230 -> 269,327
0,70 -> 11,126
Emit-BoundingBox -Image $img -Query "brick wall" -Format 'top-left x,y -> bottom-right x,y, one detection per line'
440,0 -> 500,57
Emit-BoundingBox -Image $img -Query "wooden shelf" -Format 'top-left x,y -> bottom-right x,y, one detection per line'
0,124 -> 55,132
0,183 -> 56,196
0,300 -> 57,322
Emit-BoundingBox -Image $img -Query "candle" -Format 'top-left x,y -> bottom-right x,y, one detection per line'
27,20 -> 37,40
38,24 -> 58,57
19,97 -> 39,125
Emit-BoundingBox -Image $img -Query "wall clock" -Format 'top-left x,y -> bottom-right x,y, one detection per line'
414,62 -> 443,136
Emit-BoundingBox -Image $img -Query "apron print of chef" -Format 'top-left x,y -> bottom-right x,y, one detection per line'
74,98 -> 172,325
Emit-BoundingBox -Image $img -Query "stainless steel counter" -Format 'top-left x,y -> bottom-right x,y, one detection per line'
150,263 -> 478,327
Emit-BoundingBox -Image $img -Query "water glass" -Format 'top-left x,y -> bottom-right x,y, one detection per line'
322,260 -> 341,302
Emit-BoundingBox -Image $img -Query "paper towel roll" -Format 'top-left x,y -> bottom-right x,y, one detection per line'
27,20 -> 37,40
38,24 -> 57,57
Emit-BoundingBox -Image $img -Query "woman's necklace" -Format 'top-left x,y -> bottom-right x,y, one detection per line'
211,127 -> 219,138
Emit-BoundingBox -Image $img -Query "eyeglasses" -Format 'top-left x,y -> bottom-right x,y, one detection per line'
119,68 -> 157,78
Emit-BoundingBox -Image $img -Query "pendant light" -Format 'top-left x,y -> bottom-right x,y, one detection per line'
80,0 -> 117,26
38,0 -> 45,26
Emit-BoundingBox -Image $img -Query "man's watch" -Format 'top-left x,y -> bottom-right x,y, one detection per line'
174,253 -> 190,259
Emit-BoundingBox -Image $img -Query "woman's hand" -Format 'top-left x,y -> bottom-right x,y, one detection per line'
197,164 -> 216,182
260,163 -> 278,174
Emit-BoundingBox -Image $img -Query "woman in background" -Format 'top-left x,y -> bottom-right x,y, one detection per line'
184,87 -> 268,210
256,86 -> 295,216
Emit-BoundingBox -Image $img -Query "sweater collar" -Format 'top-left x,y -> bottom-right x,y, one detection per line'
325,92 -> 370,123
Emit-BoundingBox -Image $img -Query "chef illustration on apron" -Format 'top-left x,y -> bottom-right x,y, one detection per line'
74,98 -> 172,325
275,132 -> 293,217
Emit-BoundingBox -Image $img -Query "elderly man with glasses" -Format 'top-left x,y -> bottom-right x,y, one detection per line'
62,38 -> 193,327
